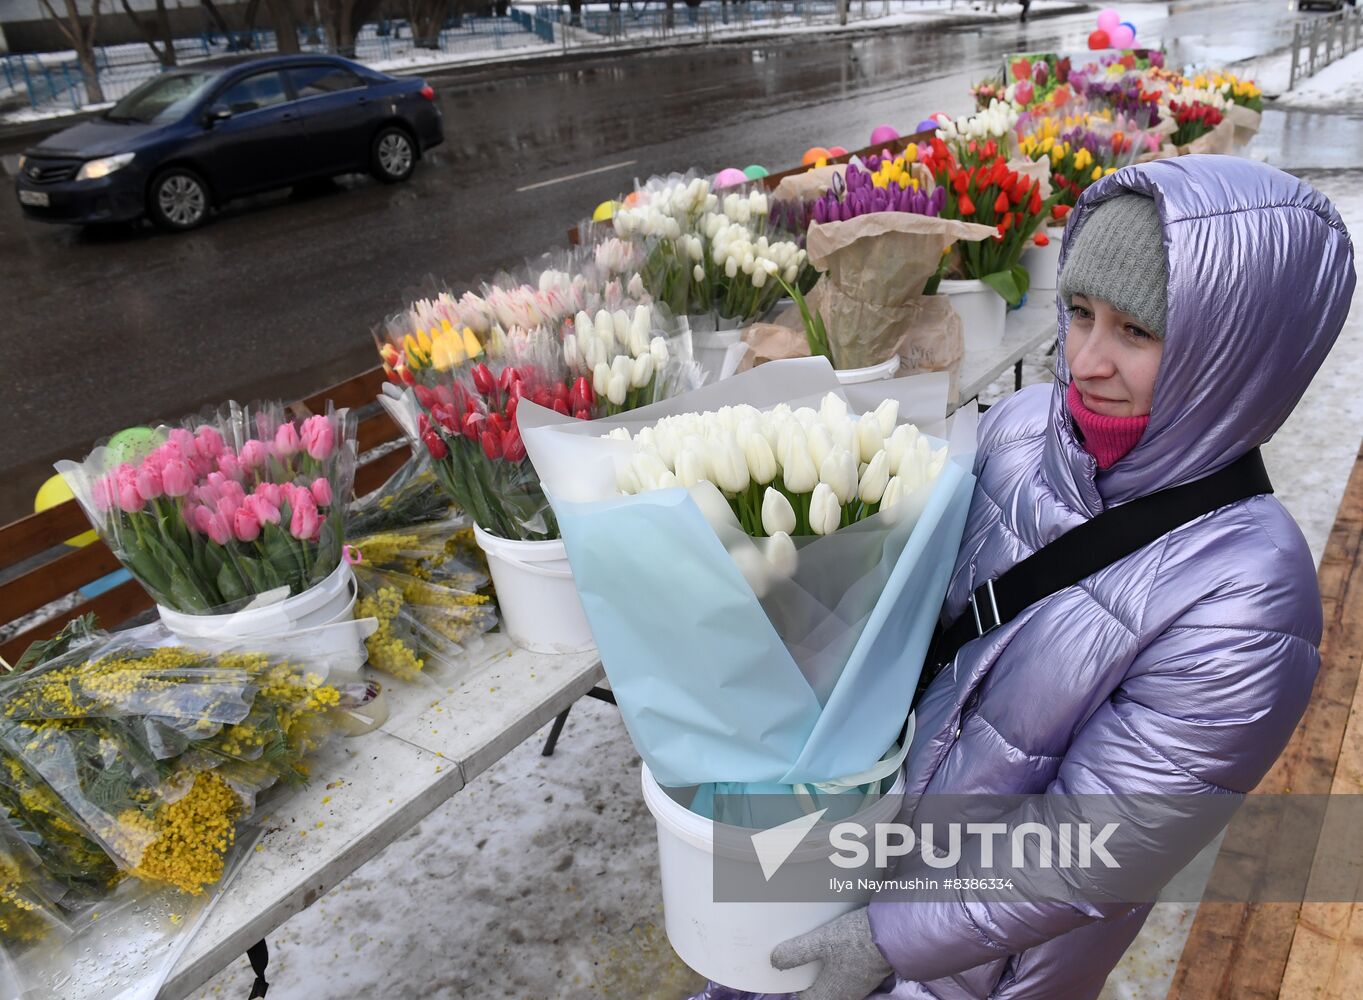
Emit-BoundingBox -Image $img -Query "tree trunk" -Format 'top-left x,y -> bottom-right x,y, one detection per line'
836,0 -> 847,24
200,0 -> 236,45
154,0 -> 175,63
120,0 -> 176,66
39,0 -> 104,103
265,0 -> 300,50
77,46 -> 103,103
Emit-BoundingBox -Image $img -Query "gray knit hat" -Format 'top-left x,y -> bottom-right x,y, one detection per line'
1059,193 -> 1168,338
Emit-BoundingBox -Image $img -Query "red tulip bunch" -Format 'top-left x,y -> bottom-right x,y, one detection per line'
924,138 -> 1057,304
399,361 -> 581,541
1169,100 -> 1224,147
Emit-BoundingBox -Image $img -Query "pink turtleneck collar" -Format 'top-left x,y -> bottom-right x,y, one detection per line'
1066,382 -> 1150,470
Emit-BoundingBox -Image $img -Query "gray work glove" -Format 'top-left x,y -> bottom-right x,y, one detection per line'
770,907 -> 894,1000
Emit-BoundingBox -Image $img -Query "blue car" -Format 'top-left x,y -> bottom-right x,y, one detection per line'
14,53 -> 443,231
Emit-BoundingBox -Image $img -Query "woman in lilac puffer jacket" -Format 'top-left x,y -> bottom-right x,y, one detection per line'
694,156 -> 1356,999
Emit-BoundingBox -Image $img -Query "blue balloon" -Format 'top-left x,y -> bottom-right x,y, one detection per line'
1121,20 -> 1136,37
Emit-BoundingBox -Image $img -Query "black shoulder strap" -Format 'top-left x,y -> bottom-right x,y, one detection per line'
930,448 -> 1273,669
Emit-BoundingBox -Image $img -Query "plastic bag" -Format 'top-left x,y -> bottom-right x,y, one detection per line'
352,564 -> 497,682
346,449 -> 452,536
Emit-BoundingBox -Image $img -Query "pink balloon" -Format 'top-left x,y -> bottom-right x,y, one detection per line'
1109,24 -> 1135,47
714,168 -> 748,189
1096,8 -> 1120,31
870,124 -> 900,146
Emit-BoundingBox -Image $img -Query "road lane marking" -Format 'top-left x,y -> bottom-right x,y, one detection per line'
516,160 -> 638,192
673,83 -> 728,98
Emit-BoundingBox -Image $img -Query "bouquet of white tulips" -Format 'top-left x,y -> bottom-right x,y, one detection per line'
614,172 -> 810,326
609,393 -> 947,546
518,359 -> 977,796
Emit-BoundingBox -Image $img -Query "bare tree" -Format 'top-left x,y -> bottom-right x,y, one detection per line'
317,0 -> 382,55
406,0 -> 450,48
38,0 -> 104,103
264,0 -> 301,52
120,0 -> 176,66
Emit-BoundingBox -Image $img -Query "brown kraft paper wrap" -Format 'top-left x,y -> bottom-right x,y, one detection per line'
1225,103 -> 1262,145
804,212 -> 995,370
772,164 -> 847,203
1178,115 -> 1237,156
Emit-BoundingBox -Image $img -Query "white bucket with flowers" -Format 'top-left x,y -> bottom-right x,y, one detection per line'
56,405 -> 370,664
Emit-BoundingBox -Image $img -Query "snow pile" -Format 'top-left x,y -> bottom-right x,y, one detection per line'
1280,45 -> 1363,110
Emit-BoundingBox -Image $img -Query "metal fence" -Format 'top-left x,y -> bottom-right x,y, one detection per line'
545,0 -> 899,44
1289,5 -> 1363,90
1,16 -> 545,112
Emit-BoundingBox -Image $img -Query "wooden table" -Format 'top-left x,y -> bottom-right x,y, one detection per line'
956,297 -> 1057,408
159,639 -> 604,1000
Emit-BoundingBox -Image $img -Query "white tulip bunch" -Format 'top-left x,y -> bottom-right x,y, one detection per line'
615,175 -> 805,322
608,392 -> 947,543
563,305 -> 673,412
935,99 -> 1020,145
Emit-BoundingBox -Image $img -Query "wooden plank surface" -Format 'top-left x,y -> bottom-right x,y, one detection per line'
1167,439 -> 1363,998
0,502 -> 95,564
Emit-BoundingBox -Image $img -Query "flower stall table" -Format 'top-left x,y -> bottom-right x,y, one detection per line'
157,637 -> 603,1000
955,296 -> 1057,409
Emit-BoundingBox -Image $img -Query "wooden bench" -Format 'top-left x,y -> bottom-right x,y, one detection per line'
0,366 -> 409,666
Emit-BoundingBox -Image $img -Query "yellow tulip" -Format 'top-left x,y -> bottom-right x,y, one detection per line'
403,334 -> 429,368
416,329 -> 433,354
431,337 -> 454,371
1091,165 -> 1103,182
440,318 -> 454,334
462,327 -> 483,359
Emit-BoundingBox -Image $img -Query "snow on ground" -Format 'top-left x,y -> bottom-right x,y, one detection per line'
1227,45 -> 1293,96
1279,44 -> 1363,110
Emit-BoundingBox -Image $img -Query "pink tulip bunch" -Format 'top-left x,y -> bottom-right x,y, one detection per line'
59,403 -> 356,615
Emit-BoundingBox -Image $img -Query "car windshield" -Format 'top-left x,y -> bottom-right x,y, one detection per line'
106,71 -> 218,124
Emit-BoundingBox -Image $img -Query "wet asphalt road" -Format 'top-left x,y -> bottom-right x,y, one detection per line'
0,0 -> 1324,521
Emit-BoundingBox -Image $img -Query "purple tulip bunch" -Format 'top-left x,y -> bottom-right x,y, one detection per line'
810,164 -> 946,224
1071,75 -> 1162,128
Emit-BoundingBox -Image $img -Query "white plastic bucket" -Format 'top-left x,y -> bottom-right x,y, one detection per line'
157,559 -> 356,642
642,763 -> 907,993
835,354 -> 901,385
1021,229 -> 1063,292
473,525 -> 595,654
694,328 -> 745,384
939,278 -> 1006,352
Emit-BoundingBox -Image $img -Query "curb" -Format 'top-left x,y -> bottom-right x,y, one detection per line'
0,2 -> 1090,145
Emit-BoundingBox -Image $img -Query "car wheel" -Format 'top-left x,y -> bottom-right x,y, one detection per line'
148,168 -> 211,232
371,126 -> 416,183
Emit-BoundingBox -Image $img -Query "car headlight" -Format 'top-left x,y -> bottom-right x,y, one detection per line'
76,152 -> 135,181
